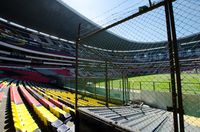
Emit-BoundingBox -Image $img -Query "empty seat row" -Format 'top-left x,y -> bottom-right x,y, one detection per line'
0,80 -> 7,103
18,85 -> 71,131
37,86 -> 107,107
25,85 -> 72,122
0,92 -> 3,102
38,88 -> 76,108
29,84 -> 75,115
0,80 -> 9,90
10,84 -> 41,132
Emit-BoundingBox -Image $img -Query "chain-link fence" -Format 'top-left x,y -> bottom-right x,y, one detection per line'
73,0 -> 200,131
172,0 -> 200,131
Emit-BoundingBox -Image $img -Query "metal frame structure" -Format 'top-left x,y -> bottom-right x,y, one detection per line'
167,2 -> 185,131
164,1 -> 179,131
75,0 -> 186,131
75,24 -> 81,132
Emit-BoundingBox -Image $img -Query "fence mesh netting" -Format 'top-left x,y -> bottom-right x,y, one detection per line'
64,0 -> 200,131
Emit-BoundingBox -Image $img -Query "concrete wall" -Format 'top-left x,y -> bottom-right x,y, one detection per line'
130,90 -> 200,117
130,90 -> 172,110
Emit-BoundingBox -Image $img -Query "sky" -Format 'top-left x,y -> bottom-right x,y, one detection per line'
61,0 -> 148,26
61,0 -> 200,43
61,0 -> 121,20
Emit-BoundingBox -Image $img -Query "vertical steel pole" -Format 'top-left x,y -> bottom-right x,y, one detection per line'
105,60 -> 109,107
122,72 -> 125,104
125,75 -> 127,103
75,24 -> 81,132
126,75 -> 129,103
164,1 -> 178,131
119,81 -> 121,92
168,1 -> 184,131
94,79 -> 96,98
95,79 -> 97,98
112,79 -> 113,90
108,80 -> 110,101
84,79 -> 86,96
123,73 -> 126,104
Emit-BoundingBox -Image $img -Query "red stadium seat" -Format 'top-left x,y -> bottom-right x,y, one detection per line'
0,92 -> 4,102
10,86 -> 23,105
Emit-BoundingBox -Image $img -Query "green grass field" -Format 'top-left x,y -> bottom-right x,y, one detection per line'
97,73 -> 200,93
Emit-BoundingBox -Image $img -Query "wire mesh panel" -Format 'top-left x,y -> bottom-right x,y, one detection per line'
77,44 -> 127,106
173,0 -> 200,131
78,1 -> 179,131
75,0 -> 200,131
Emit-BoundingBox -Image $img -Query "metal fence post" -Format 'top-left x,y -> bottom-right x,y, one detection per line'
105,60 -> 109,107
168,2 -> 184,131
94,79 -> 96,98
111,79 -> 113,90
164,1 -> 178,131
75,23 -> 81,132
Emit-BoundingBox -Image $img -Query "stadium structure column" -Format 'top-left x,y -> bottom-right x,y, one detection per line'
75,23 -> 81,132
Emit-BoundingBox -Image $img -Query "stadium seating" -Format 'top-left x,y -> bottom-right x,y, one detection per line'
1,19 -> 200,70
27,84 -> 75,114
52,69 -> 71,76
0,80 -> 5,102
0,77 -> 199,131
25,85 -> 72,122
10,84 -> 41,131
33,85 -> 114,107
0,92 -> 3,102
0,80 -> 9,89
0,0 -> 200,131
18,85 -> 71,131
0,21 -> 75,57
0,68 -> 52,83
34,87 -> 75,108
40,88 -> 96,106
0,79 -> 11,103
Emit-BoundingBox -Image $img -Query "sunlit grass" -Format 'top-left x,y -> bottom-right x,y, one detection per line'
97,73 -> 200,93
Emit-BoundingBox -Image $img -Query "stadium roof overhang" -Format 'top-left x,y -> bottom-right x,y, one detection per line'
0,0 -> 199,51
0,0 -> 97,41
0,0 -> 149,50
